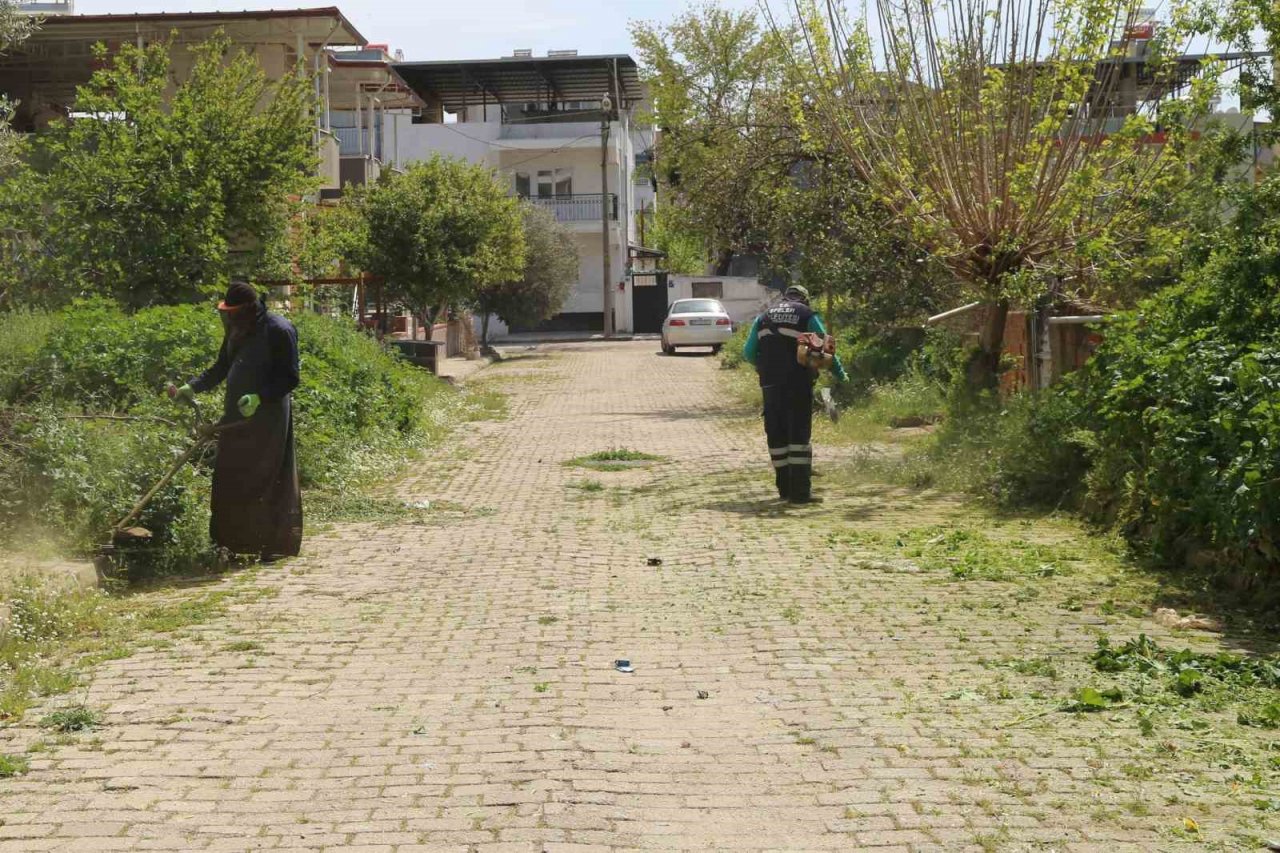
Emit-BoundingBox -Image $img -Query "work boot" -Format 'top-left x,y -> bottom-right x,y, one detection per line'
775,467 -> 790,500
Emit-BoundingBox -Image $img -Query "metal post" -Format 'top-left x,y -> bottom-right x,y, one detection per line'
601,97 -> 614,337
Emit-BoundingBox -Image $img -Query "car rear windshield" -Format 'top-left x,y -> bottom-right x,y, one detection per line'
672,300 -> 722,315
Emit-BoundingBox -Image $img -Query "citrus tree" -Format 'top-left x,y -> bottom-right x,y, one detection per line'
353,157 -> 525,329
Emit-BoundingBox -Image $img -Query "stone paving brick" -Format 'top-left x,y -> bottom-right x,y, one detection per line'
0,342 -> 1276,851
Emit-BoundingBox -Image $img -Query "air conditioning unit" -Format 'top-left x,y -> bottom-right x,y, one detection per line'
512,49 -> 533,58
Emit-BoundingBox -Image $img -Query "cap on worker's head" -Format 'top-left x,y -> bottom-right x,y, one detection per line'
217,280 -> 258,312
785,284 -> 810,304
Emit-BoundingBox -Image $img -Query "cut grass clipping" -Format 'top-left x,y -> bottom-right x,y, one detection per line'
566,449 -> 664,472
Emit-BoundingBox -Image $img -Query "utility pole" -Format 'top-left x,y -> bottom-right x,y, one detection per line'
600,92 -> 614,337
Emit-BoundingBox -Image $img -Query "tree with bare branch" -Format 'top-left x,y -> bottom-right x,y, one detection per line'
772,0 -> 1228,389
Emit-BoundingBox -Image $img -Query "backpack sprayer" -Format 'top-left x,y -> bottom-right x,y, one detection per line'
799,288 -> 841,424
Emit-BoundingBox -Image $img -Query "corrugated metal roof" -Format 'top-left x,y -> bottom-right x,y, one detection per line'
393,54 -> 642,113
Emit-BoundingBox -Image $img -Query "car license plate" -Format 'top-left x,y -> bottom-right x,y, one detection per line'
691,318 -> 712,325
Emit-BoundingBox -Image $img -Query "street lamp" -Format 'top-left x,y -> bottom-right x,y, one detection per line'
600,92 -> 614,337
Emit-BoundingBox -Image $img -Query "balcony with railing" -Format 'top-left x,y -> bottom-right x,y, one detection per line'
525,193 -> 618,224
334,126 -> 382,159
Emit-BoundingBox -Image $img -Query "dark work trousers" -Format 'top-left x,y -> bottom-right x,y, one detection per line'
762,383 -> 814,501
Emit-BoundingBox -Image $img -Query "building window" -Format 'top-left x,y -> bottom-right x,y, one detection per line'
515,171 -> 531,197
692,281 -> 724,299
535,168 -> 572,198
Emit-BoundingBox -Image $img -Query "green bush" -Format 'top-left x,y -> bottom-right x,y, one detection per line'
0,310 -> 58,403
838,328 -> 926,399
924,176 -> 1280,581
918,390 -> 1092,506
0,302 -> 460,570
1062,179 -> 1280,575
718,324 -> 752,370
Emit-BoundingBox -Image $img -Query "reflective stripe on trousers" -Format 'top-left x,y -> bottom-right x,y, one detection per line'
770,446 -> 789,469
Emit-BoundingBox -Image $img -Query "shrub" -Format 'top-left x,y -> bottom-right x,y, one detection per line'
0,301 -> 461,569
838,328 -> 926,399
920,390 -> 1092,507
1061,179 -> 1280,576
923,176 -> 1280,581
0,310 -> 58,403
718,324 -> 753,370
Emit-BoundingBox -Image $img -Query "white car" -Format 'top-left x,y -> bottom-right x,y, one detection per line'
661,298 -> 734,355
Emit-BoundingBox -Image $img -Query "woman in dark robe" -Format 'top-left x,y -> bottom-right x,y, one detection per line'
169,281 -> 303,560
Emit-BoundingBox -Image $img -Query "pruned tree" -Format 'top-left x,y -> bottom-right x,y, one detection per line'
473,204 -> 578,346
774,0 -> 1227,388
354,156 -> 525,330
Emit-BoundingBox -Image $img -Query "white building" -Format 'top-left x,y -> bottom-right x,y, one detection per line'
389,52 -> 664,336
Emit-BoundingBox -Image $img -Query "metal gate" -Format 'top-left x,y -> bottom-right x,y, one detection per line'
631,271 -> 669,333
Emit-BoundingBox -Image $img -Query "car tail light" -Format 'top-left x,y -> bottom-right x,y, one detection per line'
716,318 -> 731,325
669,318 -> 686,326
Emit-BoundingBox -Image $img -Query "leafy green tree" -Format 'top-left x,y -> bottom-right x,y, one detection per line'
632,5 -> 799,274
473,204 -> 578,346
0,35 -> 316,308
353,157 -> 525,328
649,206 -> 705,275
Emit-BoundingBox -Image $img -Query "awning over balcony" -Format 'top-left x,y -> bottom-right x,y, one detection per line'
392,54 -> 643,114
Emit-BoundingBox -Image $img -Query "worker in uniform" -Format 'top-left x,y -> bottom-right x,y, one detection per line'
168,281 -> 303,561
742,285 -> 848,503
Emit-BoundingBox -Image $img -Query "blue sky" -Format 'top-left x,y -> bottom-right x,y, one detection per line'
75,1 -> 759,61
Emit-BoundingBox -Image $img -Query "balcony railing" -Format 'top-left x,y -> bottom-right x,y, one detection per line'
334,126 -> 382,159
526,193 -> 618,223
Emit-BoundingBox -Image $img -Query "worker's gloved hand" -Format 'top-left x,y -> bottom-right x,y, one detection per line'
167,383 -> 195,403
237,394 -> 261,418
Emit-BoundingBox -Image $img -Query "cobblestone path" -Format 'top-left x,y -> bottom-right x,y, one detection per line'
1,342 -> 1276,852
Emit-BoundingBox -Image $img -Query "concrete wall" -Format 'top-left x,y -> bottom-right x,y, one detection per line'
670,276 -> 773,326
384,115 -> 498,169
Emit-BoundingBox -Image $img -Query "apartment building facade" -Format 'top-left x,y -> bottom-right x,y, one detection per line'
390,52 -> 659,336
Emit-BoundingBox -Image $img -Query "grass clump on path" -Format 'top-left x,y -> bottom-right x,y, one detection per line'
566,449 -> 664,472
38,705 -> 101,733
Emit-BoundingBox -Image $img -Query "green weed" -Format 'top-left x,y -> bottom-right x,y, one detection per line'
566,449 -> 664,471
0,753 -> 30,778
39,705 -> 101,732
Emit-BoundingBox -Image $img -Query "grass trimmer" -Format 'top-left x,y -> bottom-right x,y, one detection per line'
93,398 -> 242,578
